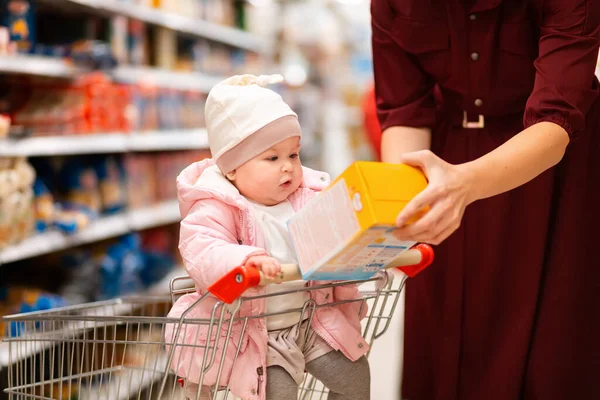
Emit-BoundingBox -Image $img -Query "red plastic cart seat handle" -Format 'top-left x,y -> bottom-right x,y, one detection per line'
208,244 -> 435,304
395,244 -> 435,278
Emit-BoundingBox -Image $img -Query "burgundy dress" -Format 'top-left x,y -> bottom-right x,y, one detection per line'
371,1 -> 600,399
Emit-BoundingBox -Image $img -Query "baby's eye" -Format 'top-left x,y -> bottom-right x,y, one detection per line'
290,153 -> 299,159
267,156 -> 278,161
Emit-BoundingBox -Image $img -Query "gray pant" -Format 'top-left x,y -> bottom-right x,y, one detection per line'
266,351 -> 371,400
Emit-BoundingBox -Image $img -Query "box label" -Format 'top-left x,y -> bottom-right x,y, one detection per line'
288,179 -> 360,276
306,227 -> 415,280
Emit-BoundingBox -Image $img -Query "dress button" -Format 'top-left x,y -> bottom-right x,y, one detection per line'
320,176 -> 327,182
251,389 -> 257,395
474,98 -> 483,107
469,14 -> 477,21
358,343 -> 364,349
470,52 -> 479,61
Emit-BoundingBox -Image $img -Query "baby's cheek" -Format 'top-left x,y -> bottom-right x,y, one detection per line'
296,170 -> 304,185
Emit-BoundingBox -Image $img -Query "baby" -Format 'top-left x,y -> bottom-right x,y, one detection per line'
166,74 -> 370,400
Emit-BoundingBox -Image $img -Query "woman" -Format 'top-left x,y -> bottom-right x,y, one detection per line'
371,1 -> 600,399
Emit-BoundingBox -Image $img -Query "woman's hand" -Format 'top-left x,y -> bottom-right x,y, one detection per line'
393,150 -> 477,245
245,255 -> 281,279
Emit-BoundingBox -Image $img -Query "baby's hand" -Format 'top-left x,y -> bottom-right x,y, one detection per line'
245,256 -> 281,279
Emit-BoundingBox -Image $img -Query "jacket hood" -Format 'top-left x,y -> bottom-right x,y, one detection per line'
176,158 -> 331,218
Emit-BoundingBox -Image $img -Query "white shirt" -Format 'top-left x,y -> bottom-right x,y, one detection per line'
250,199 -> 310,330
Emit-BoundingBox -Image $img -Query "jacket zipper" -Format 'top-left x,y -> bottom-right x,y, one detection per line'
256,366 -> 264,396
313,316 -> 341,352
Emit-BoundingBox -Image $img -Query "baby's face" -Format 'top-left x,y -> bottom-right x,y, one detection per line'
230,137 -> 303,206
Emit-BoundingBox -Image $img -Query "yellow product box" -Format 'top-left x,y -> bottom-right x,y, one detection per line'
288,161 -> 428,280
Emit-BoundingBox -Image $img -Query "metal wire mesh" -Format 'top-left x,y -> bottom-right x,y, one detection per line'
3,272 -> 407,400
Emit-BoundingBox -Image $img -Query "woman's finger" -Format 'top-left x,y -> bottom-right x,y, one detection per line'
396,185 -> 442,227
427,220 -> 461,245
394,199 -> 453,240
397,150 -> 434,171
394,209 -> 454,243
403,212 -> 460,244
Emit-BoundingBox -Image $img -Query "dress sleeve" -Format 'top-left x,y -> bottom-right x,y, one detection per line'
371,0 -> 438,131
523,0 -> 600,137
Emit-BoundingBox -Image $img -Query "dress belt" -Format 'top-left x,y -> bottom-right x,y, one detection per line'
447,109 -> 523,129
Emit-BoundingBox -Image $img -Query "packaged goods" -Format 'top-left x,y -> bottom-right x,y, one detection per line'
289,161 -> 428,280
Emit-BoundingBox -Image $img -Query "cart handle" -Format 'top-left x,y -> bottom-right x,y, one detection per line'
208,244 -> 434,304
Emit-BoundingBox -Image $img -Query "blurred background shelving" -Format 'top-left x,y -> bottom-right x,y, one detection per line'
0,0 -> 384,399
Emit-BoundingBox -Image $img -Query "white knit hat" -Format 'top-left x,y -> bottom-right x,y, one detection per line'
205,74 -> 301,173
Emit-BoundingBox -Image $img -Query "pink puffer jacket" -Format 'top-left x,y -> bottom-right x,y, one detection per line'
165,159 -> 369,400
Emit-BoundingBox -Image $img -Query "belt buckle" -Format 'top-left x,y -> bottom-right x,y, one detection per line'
462,111 -> 485,129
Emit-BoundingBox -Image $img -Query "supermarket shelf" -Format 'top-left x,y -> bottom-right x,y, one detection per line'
60,0 -> 269,53
0,214 -> 129,265
128,199 -> 181,232
0,267 -> 186,370
111,66 -> 222,92
0,133 -> 127,157
0,54 -> 79,78
0,129 -> 208,157
128,130 -> 209,152
0,54 -> 223,91
0,199 -> 181,265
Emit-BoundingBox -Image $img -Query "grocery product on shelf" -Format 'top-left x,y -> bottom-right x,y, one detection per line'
99,233 -> 145,299
33,177 -> 91,234
62,232 -> 175,302
93,155 -> 128,214
58,250 -> 100,305
139,226 -> 181,283
70,39 -> 119,70
0,286 -> 68,337
5,75 -> 208,137
151,0 -> 236,27
0,112 -> 9,138
130,85 -> 207,132
128,18 -> 148,66
1,151 -> 206,249
13,173 -> 35,242
1,0 -> 36,54
98,231 -> 178,300
188,38 -> 262,76
0,157 -> 35,248
155,151 -> 208,201
33,177 -> 57,231
125,149 -> 210,208
1,223 -> 180,319
58,157 -> 102,220
124,152 -> 157,209
49,230 -> 176,306
0,0 -> 272,340
9,72 -> 131,136
0,25 -> 15,54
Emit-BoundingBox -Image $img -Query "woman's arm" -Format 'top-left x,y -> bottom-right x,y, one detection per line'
462,121 -> 569,203
371,0 -> 439,146
391,0 -> 598,245
393,121 -> 569,245
380,126 -> 432,163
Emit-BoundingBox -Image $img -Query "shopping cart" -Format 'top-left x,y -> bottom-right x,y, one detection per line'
2,244 -> 434,400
